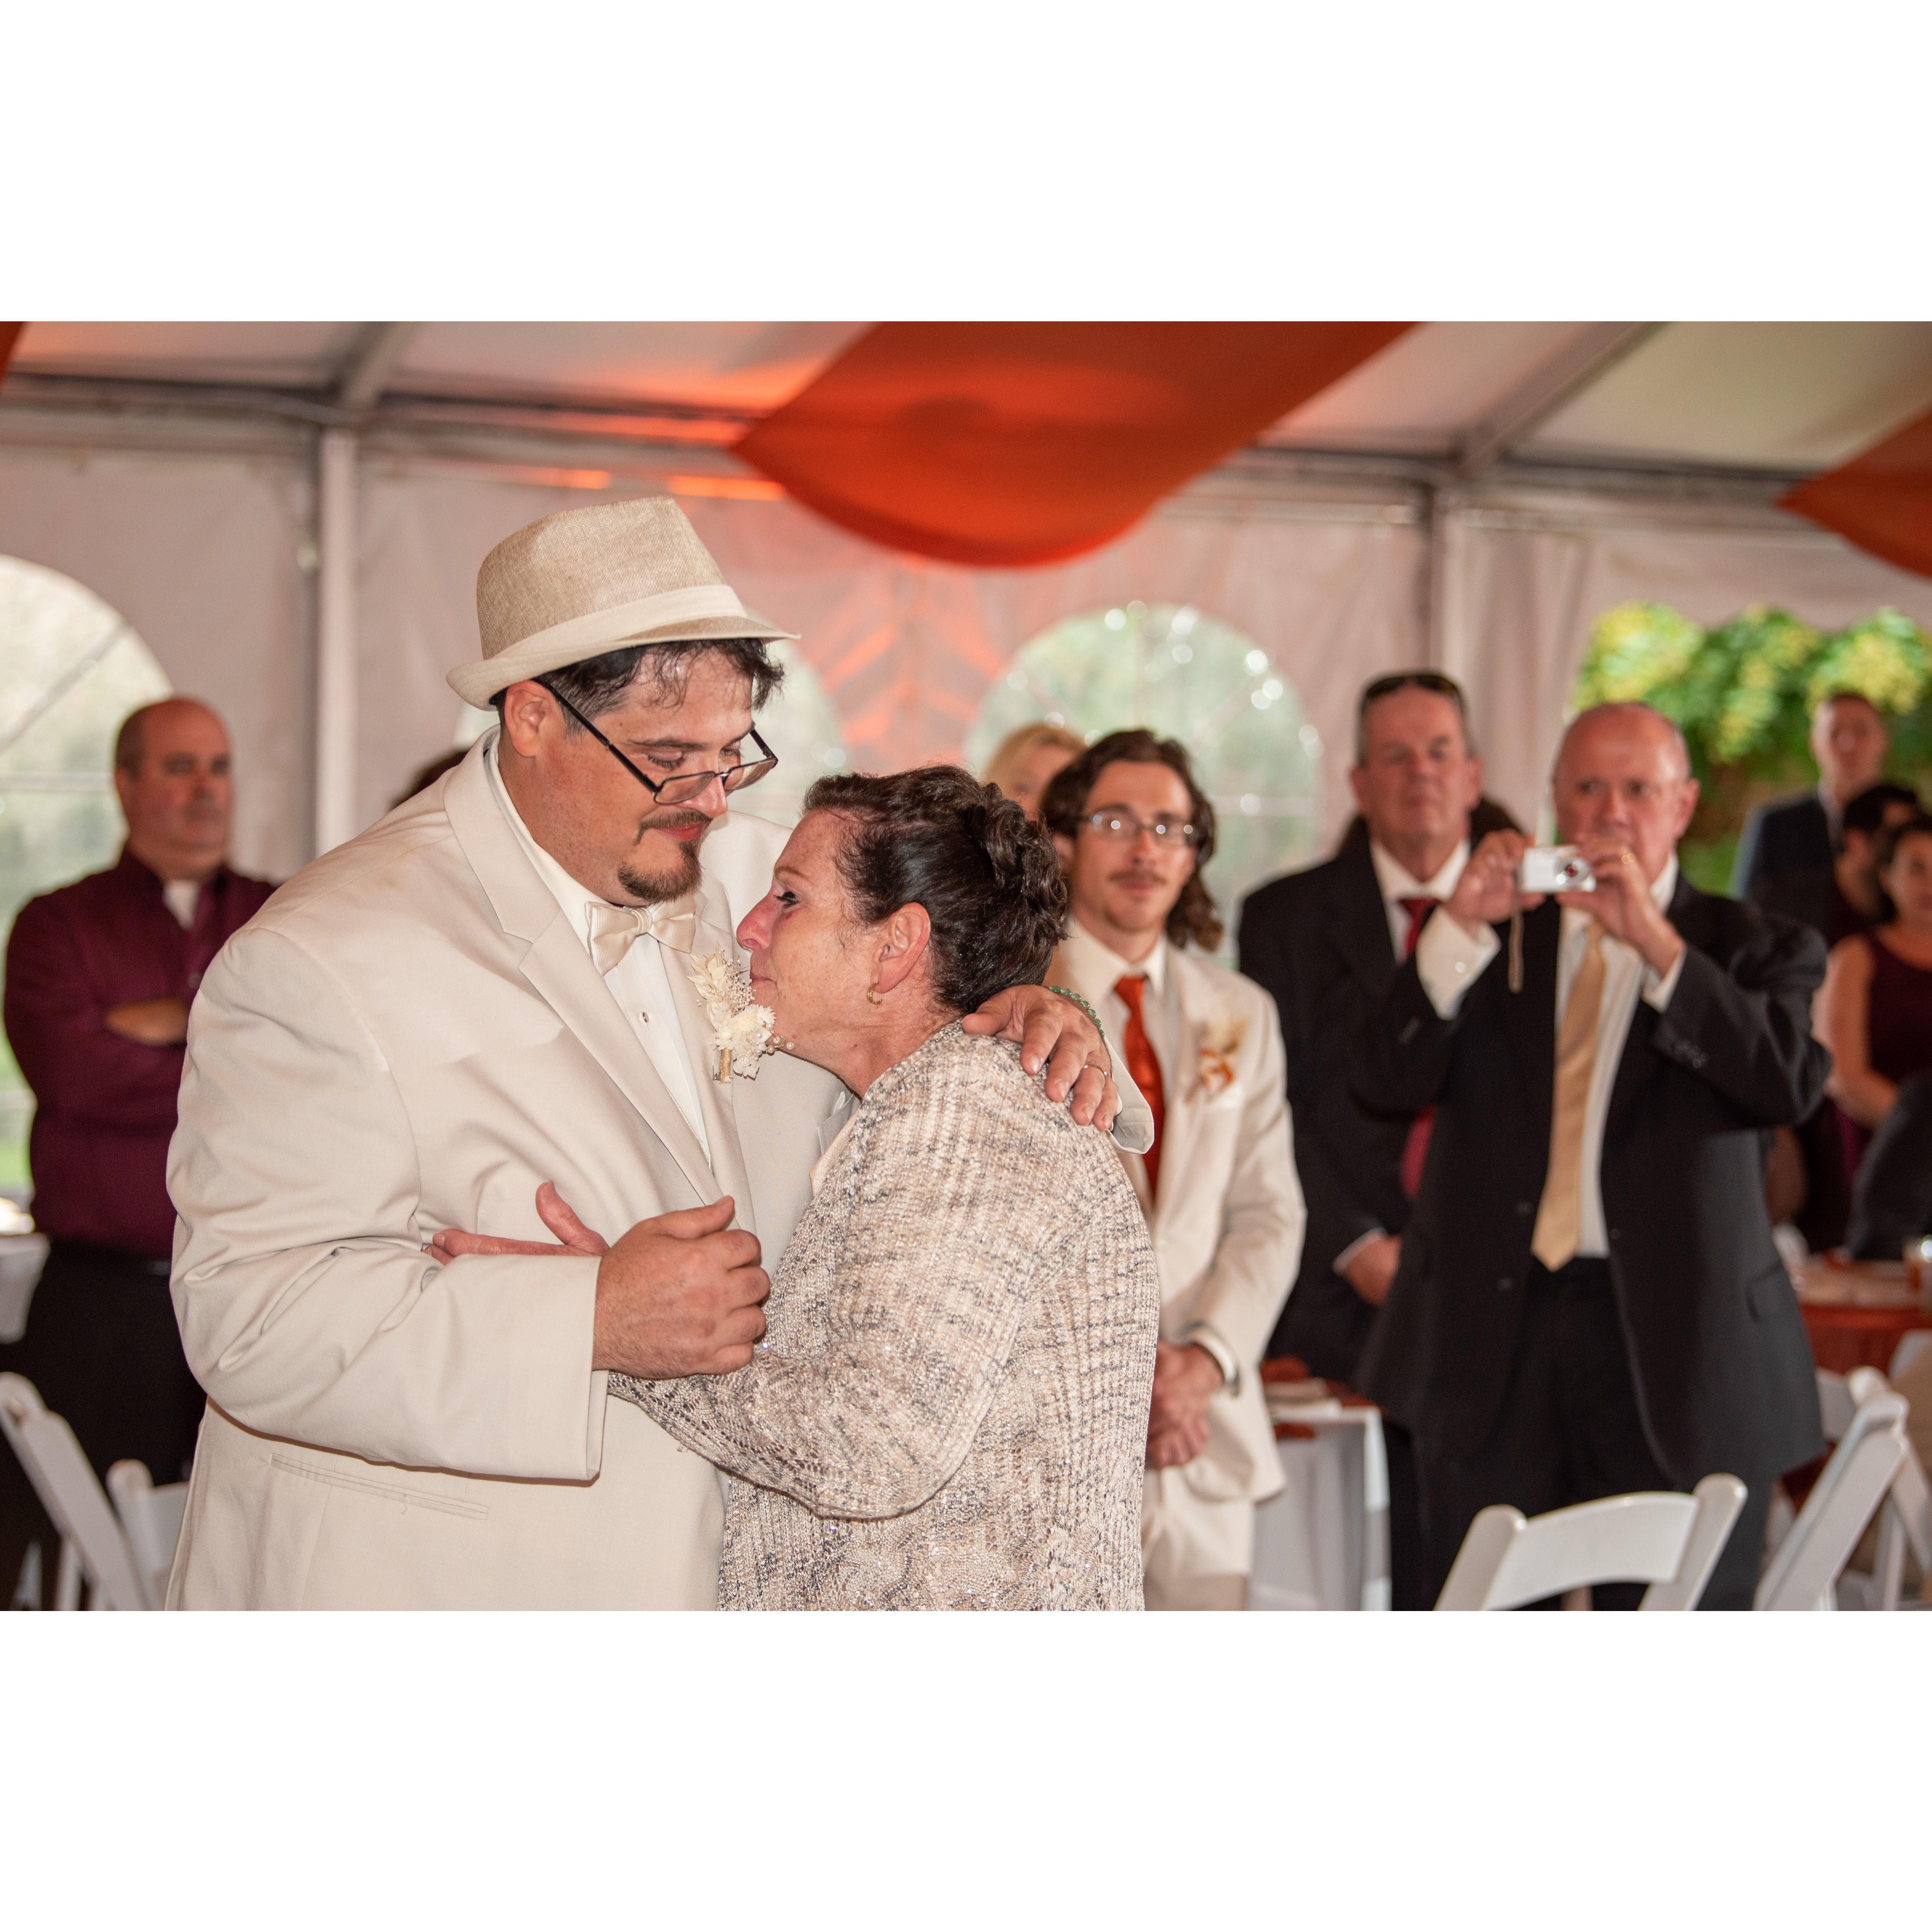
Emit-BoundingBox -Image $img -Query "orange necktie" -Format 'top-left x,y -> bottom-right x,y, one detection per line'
1397,896 -> 1438,1197
1115,973 -> 1165,1205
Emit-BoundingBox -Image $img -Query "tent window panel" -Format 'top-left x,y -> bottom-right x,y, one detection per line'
0,556 -> 173,1195
967,602 -> 1321,961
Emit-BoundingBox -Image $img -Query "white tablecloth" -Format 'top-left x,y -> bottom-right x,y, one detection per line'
1248,1401 -> 1390,1611
0,1232 -> 49,1344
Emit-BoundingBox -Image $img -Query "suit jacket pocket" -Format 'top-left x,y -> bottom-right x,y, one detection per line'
269,1453 -> 491,1520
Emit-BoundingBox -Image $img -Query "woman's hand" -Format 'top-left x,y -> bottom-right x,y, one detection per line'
426,1180 -> 611,1266
961,984 -> 1118,1129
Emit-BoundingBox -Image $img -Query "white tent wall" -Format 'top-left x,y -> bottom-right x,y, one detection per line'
9,437 -> 1932,903
1441,498 -> 1932,835
0,445 -> 313,878
354,464 -> 1427,849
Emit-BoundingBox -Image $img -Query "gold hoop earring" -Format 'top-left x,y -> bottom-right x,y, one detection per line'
864,984 -> 883,1006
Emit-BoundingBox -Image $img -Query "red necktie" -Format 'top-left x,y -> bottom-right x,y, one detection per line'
1397,896 -> 1438,1198
1115,973 -> 1165,1205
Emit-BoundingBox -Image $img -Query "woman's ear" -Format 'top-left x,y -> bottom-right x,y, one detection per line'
873,903 -> 933,997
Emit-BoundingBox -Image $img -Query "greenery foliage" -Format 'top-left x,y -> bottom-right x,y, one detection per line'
1574,603 -> 1932,788
1571,602 -> 1932,895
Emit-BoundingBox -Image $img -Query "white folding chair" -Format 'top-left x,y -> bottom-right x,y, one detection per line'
107,1460 -> 188,1611
1828,1367 -> 1932,1611
1435,1473 -> 1747,1611
1891,1330 -> 1930,1382
1756,1383 -> 1908,1610
0,1373 -> 149,1610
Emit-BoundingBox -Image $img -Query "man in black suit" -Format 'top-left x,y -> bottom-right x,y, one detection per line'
1732,689 -> 1890,900
1239,670 -> 1502,1608
1751,779 -> 1918,946
1355,702 -> 1828,1610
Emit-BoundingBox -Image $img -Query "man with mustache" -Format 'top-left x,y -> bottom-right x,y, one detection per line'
163,498 -> 1138,1609
1042,730 -> 1303,1610
2,698 -> 273,1599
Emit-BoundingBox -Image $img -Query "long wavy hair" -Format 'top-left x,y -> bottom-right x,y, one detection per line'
1039,729 -> 1223,952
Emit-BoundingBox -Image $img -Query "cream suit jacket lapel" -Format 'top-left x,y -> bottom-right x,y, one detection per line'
442,748 -> 724,1213
662,889 -> 760,1237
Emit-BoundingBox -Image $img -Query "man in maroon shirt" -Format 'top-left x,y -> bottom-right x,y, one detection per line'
2,698 -> 273,1587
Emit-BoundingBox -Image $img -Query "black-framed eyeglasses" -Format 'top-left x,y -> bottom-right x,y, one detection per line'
1082,809 -> 1200,850
539,678 -> 778,806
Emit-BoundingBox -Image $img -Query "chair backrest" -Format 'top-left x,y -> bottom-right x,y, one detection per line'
1891,1329 -> 1930,1383
1435,1474 -> 1747,1611
1756,1388 -> 1908,1610
1816,1369 -> 1859,1442
0,1373 -> 148,1611
106,1460 -> 188,1611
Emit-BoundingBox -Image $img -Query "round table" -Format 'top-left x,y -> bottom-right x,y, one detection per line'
1791,1257 -> 1931,1376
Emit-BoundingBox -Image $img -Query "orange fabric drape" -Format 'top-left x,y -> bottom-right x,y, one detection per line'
1781,404 -> 1932,581
734,321 -> 1413,568
0,323 -> 24,388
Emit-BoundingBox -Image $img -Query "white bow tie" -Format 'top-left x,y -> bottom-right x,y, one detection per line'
585,894 -> 699,976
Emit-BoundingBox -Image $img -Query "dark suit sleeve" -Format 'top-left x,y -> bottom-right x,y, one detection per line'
1238,889 -> 1386,1274
1649,916 -> 1831,1127
1348,950 -> 1480,1119
1730,804 -> 1767,900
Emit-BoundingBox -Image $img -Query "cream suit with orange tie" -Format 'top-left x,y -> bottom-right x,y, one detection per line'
1051,925 -> 1304,1609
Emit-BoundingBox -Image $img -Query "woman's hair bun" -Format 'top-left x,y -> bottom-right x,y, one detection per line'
802,765 -> 1069,1014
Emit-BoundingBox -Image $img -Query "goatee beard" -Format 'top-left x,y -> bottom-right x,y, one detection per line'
616,813 -> 707,904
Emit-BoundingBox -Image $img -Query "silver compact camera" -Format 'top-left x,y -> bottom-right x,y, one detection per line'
1518,846 -> 1595,893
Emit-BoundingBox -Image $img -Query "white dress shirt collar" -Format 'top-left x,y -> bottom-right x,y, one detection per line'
1368,836 -> 1469,907
484,732 -> 710,1156
1064,917 -> 1167,998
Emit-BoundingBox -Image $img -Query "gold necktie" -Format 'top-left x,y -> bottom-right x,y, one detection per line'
1531,918 -> 1607,1271
585,893 -> 699,976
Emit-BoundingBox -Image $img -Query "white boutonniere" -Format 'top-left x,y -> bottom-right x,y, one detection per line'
688,947 -> 777,1082
1197,1013 -> 1245,1099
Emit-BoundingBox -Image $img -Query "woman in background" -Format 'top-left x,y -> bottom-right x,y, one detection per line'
982,720 -> 1086,821
1817,811 -> 1932,1181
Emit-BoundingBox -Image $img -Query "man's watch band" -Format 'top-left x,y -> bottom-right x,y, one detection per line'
1180,1321 -> 1240,1398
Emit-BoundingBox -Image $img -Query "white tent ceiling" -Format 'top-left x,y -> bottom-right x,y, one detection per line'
12,320 -> 1932,477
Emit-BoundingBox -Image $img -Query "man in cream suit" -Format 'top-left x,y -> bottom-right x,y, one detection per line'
165,497 -> 1140,1609
1042,731 -> 1304,1610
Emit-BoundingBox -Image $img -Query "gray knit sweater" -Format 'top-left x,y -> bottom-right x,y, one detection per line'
611,1023 -> 1160,1609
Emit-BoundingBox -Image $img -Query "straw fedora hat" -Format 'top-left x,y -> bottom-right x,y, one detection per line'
447,495 -> 796,708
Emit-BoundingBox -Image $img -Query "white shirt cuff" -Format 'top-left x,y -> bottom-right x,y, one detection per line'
1333,1229 -> 1389,1278
1415,911 -> 1500,1018
1180,1322 -> 1240,1399
1643,942 -> 1688,1011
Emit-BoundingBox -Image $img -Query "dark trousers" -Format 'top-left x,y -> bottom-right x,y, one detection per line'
1382,1418 -> 1433,1610
1415,1258 -> 1770,1611
1,1240 -> 206,1604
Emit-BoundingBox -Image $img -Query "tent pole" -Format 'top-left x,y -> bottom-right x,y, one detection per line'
1423,483 -> 1456,670
314,427 -> 358,856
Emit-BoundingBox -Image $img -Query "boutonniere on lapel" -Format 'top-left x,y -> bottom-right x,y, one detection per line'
688,948 -> 777,1082
1197,1013 -> 1245,1099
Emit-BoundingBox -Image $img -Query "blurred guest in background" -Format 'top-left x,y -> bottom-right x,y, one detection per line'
1756,780 -> 1918,1250
1842,1073 -> 1932,1259
1751,779 -> 1918,946
1043,730 -> 1303,1610
1816,812 -> 1932,1180
983,721 -> 1086,821
1356,703 -> 1827,1610
391,745 -> 471,810
1732,689 -> 1890,901
1238,669 -> 1499,1608
1,698 -> 273,1594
